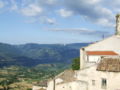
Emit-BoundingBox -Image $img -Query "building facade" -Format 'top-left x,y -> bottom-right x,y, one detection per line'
47,14 -> 120,90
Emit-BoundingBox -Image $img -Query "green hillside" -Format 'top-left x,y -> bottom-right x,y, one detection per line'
0,43 -> 90,67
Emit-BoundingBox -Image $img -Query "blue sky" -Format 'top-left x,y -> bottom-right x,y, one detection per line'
0,0 -> 119,44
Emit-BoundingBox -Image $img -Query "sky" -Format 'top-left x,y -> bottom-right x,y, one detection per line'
0,0 -> 119,44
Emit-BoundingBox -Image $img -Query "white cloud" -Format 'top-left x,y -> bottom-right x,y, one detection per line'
96,18 -> 114,27
86,0 -> 100,5
0,0 -> 117,27
96,7 -> 113,18
0,1 -> 5,8
62,0 -> 114,27
102,0 -> 120,15
51,28 -> 90,32
21,4 -> 43,16
58,9 -> 73,17
49,27 -> 109,36
46,18 -> 56,24
40,17 -> 56,25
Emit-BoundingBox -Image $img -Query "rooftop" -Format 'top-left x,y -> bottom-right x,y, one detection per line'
86,51 -> 118,55
56,69 -> 76,84
97,58 -> 120,72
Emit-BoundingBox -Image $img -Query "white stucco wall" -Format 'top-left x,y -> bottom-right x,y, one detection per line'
47,78 -> 64,90
87,55 -> 101,62
85,35 -> 120,54
47,65 -> 120,90
76,65 -> 120,90
47,80 -> 88,90
86,55 -> 118,63
55,81 -> 87,90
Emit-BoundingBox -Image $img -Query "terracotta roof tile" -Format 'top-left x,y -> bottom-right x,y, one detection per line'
86,51 -> 118,55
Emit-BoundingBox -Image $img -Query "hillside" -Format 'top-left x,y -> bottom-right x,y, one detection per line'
0,43 -> 90,67
0,64 -> 67,90
0,43 -> 90,89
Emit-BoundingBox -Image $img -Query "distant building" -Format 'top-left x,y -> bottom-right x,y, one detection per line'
47,14 -> 120,90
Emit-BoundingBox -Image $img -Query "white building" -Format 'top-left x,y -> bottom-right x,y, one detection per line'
85,51 -> 118,63
47,14 -> 120,90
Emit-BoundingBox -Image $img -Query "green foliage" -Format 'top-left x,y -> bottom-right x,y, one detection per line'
0,64 -> 68,89
0,70 -> 20,90
72,57 -> 80,70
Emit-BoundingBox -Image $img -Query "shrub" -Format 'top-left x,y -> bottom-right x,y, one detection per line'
72,57 -> 80,70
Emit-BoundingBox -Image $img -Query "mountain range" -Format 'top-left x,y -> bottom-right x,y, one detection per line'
0,43 -> 90,67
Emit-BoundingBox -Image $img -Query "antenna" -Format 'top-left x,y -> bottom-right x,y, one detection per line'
102,34 -> 105,40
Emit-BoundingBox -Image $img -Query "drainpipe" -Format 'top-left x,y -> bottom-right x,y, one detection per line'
53,78 -> 55,90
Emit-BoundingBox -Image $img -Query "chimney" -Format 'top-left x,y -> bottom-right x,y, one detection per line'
80,48 -> 85,69
116,14 -> 120,35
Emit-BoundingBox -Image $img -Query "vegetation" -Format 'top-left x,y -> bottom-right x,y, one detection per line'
0,64 -> 69,90
0,43 -> 89,89
72,57 -> 80,70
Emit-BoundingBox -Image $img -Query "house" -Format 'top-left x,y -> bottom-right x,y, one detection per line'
47,14 -> 120,90
86,51 -> 118,63
80,35 -> 120,69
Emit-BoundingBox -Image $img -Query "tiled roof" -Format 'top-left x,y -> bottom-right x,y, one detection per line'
86,51 -> 118,55
56,69 -> 76,84
97,58 -> 120,72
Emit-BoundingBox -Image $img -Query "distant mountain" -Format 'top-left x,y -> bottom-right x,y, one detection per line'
0,43 -> 90,67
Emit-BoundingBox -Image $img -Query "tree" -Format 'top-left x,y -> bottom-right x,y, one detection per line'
72,57 -> 80,70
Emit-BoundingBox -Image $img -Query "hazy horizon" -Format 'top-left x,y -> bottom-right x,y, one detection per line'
0,41 -> 93,45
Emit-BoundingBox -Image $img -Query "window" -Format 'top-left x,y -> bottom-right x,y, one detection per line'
101,78 -> 107,89
92,80 -> 95,86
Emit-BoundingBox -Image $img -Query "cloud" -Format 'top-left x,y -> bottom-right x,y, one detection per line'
101,0 -> 120,15
20,4 -> 43,16
57,9 -> 73,18
40,17 -> 56,25
0,0 -> 117,27
46,18 -> 56,25
96,18 -> 115,27
29,0 -> 58,8
18,0 -> 115,27
46,0 -> 57,5
49,27 -> 109,36
0,1 -> 5,8
61,0 -> 114,27
9,0 -> 57,25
